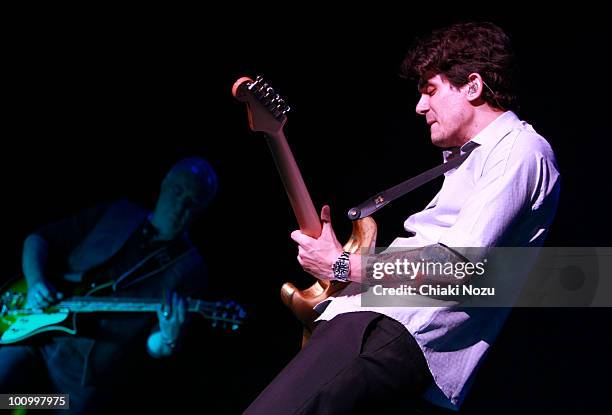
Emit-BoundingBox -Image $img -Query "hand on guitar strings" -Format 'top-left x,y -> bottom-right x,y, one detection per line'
156,291 -> 187,346
26,279 -> 63,308
291,205 -> 344,281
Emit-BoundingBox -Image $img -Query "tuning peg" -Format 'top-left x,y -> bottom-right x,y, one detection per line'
249,77 -> 265,94
257,83 -> 267,94
253,75 -> 264,85
270,95 -> 285,109
273,99 -> 290,114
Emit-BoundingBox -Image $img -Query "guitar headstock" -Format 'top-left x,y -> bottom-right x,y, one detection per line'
191,299 -> 247,331
232,75 -> 290,135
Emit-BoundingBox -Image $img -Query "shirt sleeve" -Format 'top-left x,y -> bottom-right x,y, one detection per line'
32,203 -> 109,269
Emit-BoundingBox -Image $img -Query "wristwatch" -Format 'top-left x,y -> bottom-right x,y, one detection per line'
332,251 -> 351,282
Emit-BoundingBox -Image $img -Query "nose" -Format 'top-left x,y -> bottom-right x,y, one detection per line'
415,94 -> 429,116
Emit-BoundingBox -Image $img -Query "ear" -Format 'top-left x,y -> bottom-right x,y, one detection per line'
464,73 -> 484,102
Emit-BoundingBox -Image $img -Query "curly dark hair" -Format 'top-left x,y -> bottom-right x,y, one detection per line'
401,22 -> 518,111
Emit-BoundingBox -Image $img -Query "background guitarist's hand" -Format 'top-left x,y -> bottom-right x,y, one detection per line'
156,291 -> 187,346
291,205 -> 344,280
26,279 -> 63,308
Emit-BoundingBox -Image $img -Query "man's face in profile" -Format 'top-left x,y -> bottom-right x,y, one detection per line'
415,74 -> 473,148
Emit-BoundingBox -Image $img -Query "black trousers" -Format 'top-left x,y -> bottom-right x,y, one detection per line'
245,311 -> 433,414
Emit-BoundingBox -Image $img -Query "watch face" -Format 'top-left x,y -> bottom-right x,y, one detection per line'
333,257 -> 350,279
334,263 -> 348,273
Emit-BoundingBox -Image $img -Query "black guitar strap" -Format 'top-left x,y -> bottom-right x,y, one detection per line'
347,141 -> 478,220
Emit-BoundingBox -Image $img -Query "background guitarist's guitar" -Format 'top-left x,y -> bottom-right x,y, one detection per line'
0,277 -> 246,344
232,76 -> 376,344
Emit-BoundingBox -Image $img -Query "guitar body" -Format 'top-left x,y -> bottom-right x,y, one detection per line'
0,278 -> 75,345
280,216 -> 377,339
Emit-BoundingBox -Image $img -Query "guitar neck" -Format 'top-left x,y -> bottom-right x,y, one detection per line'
266,130 -> 322,238
57,297 -> 203,313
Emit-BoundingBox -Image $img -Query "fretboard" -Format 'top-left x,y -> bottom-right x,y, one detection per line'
266,130 -> 322,238
55,297 -> 202,313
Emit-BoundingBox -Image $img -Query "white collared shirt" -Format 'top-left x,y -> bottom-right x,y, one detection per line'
315,111 -> 561,409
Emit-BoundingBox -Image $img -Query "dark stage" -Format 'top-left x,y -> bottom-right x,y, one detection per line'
3,9 -> 611,414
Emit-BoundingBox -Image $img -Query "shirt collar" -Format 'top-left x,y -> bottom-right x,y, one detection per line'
443,111 -> 519,162
469,111 -> 519,147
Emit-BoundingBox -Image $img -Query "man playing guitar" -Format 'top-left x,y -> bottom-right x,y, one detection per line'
0,157 -> 219,414
240,22 -> 561,413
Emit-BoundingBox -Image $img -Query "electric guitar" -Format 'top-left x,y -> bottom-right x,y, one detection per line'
0,277 -> 246,345
232,76 -> 377,344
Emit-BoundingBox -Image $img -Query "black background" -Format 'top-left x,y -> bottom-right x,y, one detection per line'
3,7 -> 611,414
